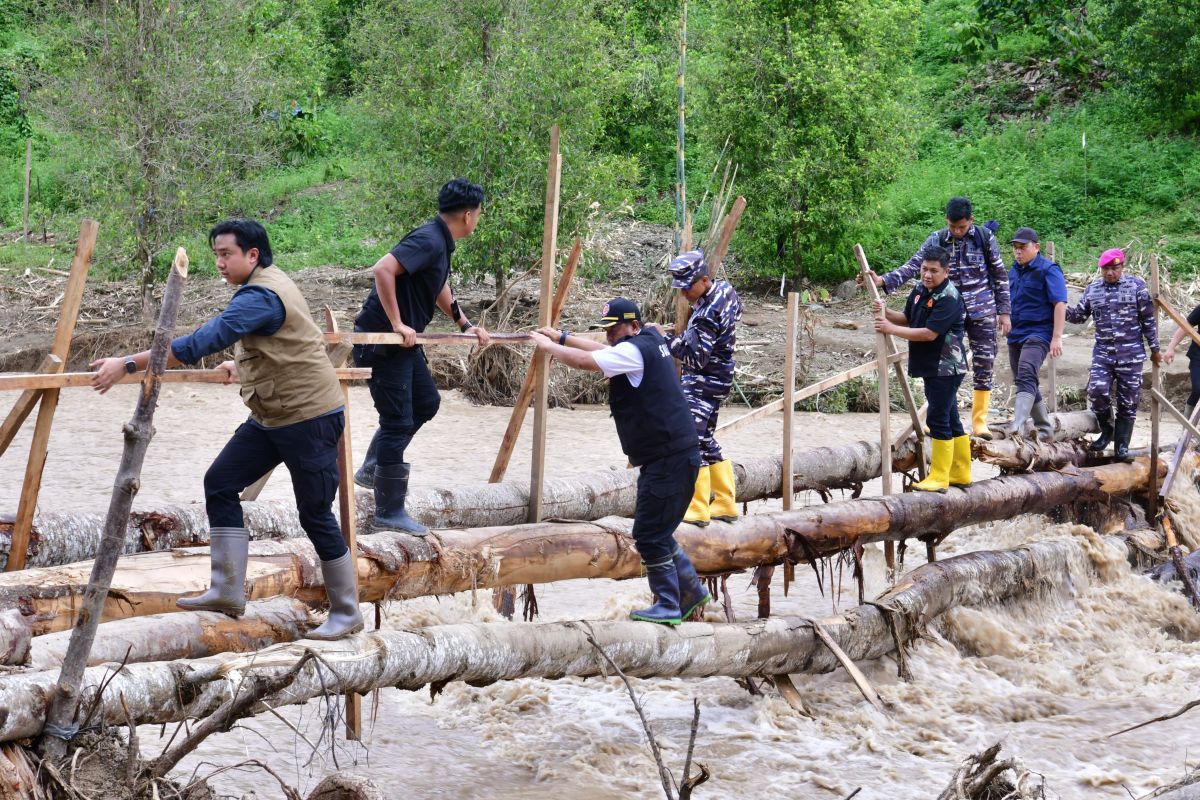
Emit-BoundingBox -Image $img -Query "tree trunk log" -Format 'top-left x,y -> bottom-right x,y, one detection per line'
0,526 -> 1161,744
0,411 -> 1100,570
0,459 -> 1158,659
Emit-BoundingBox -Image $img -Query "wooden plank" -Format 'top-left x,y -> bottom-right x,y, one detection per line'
0,354 -> 61,458
782,293 -> 799,510
1149,253 -> 1160,520
488,238 -> 581,484
0,367 -> 370,392
1046,241 -> 1058,412
1156,297 -> 1200,351
326,330 -> 532,346
716,352 -> 905,436
529,125 -> 561,525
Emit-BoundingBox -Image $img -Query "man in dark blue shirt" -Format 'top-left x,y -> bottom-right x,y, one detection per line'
1005,227 -> 1067,442
352,179 -> 490,534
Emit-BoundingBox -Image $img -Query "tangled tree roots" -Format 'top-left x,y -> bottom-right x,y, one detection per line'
935,743 -> 1045,800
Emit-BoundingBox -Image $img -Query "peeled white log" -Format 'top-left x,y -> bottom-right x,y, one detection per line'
0,411 -> 1099,569
0,527 -> 1158,744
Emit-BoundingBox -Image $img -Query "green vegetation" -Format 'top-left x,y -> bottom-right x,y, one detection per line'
1,0 -> 1198,288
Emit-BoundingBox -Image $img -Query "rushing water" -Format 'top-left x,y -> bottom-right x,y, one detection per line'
5,384 -> 1200,798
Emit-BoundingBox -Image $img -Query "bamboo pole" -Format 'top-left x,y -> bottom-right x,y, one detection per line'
855,245 -> 894,577
323,331 -> 536,346
0,367 -> 370,392
1046,241 -> 1058,412
707,197 -> 746,274
21,139 -> 31,242
716,352 -> 905,435
1160,402 -> 1200,500
529,125 -> 561,526
782,293 -> 798,510
38,248 -> 189,762
0,219 -> 98,459
673,0 -> 687,253
1150,253 -> 1161,521
488,238 -> 581,484
1155,297 -> 1200,350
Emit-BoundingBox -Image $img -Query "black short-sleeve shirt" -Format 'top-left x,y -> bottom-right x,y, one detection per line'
354,216 -> 455,333
1187,304 -> 1200,360
902,279 -> 967,378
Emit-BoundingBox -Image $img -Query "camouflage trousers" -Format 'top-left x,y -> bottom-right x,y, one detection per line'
964,315 -> 997,391
682,373 -> 732,466
1088,359 -> 1144,420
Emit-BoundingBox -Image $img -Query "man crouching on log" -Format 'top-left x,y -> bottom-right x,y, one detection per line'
90,219 -> 363,640
529,298 -> 712,625
872,245 -> 972,492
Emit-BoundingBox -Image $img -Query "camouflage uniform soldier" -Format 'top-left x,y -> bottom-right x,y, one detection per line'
1065,248 -> 1161,460
658,250 -> 743,526
861,197 -> 1011,439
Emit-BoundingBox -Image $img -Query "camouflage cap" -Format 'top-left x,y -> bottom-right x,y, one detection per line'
669,250 -> 708,289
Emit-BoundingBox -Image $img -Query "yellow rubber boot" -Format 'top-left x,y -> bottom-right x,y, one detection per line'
684,466 -> 711,526
948,434 -> 972,488
971,389 -> 992,440
912,439 -> 952,493
708,459 -> 739,522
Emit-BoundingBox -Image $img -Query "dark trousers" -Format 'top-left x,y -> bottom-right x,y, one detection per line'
924,374 -> 966,440
204,413 -> 347,561
1189,356 -> 1200,409
360,346 -> 441,467
632,447 -> 702,566
1007,338 -> 1050,401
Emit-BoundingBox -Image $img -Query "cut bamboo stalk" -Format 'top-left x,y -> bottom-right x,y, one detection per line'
0,367 -> 370,392
38,247 -> 188,761
0,219 -> 98,459
717,352 -> 905,436
782,293 -> 798,510
21,139 -> 30,242
1150,253 -> 1161,520
706,197 -> 746,274
489,238 -> 581,484
529,125 -> 561,525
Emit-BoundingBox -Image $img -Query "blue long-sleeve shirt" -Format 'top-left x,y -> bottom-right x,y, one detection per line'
170,285 -> 285,365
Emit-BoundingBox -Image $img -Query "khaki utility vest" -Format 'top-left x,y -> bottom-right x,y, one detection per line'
234,266 -> 343,428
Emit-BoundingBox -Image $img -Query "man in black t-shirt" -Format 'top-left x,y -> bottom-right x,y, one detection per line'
353,178 -> 490,534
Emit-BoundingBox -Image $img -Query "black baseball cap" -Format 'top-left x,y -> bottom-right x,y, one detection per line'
590,297 -> 642,329
1011,226 -> 1039,244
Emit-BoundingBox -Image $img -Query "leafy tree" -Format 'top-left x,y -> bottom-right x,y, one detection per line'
346,0 -> 640,288
700,0 -> 920,280
31,0 -> 329,312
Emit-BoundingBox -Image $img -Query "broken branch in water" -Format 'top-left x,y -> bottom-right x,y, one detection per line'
1107,697 -> 1200,739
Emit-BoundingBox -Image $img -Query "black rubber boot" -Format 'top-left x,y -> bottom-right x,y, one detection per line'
177,527 -> 249,617
306,551 -> 366,640
354,430 -> 381,489
629,563 -> 683,626
1113,417 -> 1135,462
1089,409 -> 1113,452
372,462 -> 430,535
673,546 -> 713,620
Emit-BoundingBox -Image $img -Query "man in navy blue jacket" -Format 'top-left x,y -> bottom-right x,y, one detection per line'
1005,227 -> 1067,441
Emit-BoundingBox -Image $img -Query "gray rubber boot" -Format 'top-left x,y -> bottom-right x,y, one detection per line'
177,527 -> 249,617
1008,392 -> 1036,437
306,551 -> 366,640
372,462 -> 430,535
354,429 -> 381,490
1031,400 -> 1055,443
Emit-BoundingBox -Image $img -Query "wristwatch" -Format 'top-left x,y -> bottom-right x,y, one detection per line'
123,357 -> 137,374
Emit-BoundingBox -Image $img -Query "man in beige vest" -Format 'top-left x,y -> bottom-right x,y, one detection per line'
91,219 -> 362,640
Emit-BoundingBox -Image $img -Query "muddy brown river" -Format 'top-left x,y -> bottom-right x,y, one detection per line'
3,383 -> 1199,798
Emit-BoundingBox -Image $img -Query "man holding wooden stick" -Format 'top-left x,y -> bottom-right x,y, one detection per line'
649,250 -> 742,527
861,197 -> 1010,440
351,178 -> 490,533
90,219 -> 364,640
530,298 -> 711,625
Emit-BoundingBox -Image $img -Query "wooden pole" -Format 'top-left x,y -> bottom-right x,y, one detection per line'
1155,297 -> 1200,350
782,293 -> 798,509
0,367 -> 370,393
0,219 -> 98,459
1160,402 -> 1200,500
37,248 -> 189,762
1149,253 -> 1160,521
673,0 -> 687,253
853,244 -> 926,480
22,139 -> 31,243
327,308 -> 362,740
1046,241 -> 1058,412
854,245 -> 895,578
488,238 -> 581,484
528,125 -> 561,525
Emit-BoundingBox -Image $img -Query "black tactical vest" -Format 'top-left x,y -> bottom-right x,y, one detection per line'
608,328 -> 698,466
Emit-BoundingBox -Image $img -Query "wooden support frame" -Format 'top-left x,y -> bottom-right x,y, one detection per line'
1156,297 -> 1200,351
0,368 -> 370,392
782,293 -> 798,510
528,125 -> 562,525
488,238 -> 581,484
1150,389 -> 1200,443
1046,241 -> 1059,412
1161,402 -> 1200,500
0,220 -> 98,459
1149,254 -> 1161,520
